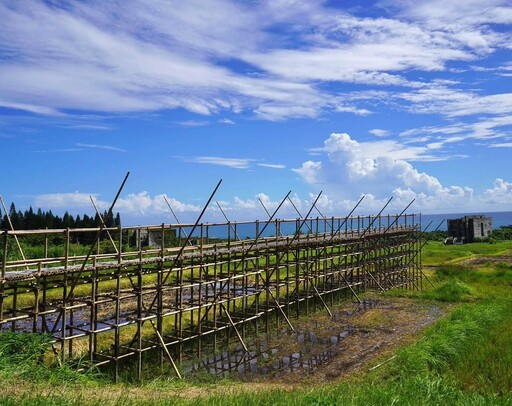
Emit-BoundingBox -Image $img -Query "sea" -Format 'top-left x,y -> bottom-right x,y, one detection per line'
421,211 -> 512,231
184,211 -> 512,240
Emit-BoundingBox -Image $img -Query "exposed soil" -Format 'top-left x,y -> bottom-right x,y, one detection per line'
296,297 -> 445,384
459,255 -> 512,266
185,295 -> 448,386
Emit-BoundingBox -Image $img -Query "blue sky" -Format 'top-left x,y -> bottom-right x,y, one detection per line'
1,0 -> 511,224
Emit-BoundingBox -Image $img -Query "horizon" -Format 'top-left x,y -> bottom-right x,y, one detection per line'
2,197 -> 512,229
1,1 -> 511,225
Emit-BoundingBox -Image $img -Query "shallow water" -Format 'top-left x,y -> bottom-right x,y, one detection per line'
184,299 -> 381,379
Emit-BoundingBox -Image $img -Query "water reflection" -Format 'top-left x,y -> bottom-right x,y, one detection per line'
185,322 -> 367,378
185,299 -> 382,379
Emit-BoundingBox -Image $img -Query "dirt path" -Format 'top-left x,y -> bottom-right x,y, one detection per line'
459,255 -> 512,266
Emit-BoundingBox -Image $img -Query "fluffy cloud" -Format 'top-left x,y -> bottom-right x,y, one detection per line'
293,161 -> 323,185
33,192 -> 200,218
481,178 -> 512,205
231,193 -> 301,215
28,175 -> 511,224
114,193 -> 200,216
293,132 -> 511,212
33,192 -> 98,209
297,133 -> 446,198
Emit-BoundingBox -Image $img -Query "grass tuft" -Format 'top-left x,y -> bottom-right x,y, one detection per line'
423,279 -> 473,302
0,332 -> 102,384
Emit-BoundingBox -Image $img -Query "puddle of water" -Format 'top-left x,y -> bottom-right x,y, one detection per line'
426,305 -> 442,322
0,306 -> 128,336
183,299 -> 384,379
185,323 -> 357,379
2,280 -> 260,335
331,298 -> 379,321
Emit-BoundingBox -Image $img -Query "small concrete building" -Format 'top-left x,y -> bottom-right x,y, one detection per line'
447,215 -> 492,243
133,228 -> 177,249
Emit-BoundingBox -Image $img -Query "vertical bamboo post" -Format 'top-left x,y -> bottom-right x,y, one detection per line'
227,221 -> 231,249
285,236 -> 290,320
44,228 -> 48,258
254,221 -> 260,332
275,228 -> 281,330
136,247 -> 143,380
198,224 -> 204,359
0,232 -> 7,322
11,285 -> 17,332
158,223 -> 165,370
33,263 -> 41,333
41,275 -> 48,333
114,231 -> 121,383
61,227 -> 70,363
2,231 -> 7,280
295,219 -> 300,319
89,256 -> 97,365
213,247 -> 218,353
178,254 -> 183,364
419,213 -> 423,290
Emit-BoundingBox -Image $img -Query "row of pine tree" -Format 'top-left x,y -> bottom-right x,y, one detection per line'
0,202 -> 121,230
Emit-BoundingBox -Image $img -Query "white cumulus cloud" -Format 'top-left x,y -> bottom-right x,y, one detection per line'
293,132 -> 512,212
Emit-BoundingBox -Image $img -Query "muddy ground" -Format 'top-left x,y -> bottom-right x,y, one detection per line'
186,295 -> 447,386
459,255 -> 512,266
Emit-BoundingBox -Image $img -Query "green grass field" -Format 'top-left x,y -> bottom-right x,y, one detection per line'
422,240 -> 512,266
1,240 -> 511,405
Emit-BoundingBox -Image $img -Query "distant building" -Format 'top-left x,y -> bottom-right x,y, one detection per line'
447,215 -> 492,243
133,228 -> 177,249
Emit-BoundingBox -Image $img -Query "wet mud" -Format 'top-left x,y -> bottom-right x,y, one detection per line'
185,296 -> 445,384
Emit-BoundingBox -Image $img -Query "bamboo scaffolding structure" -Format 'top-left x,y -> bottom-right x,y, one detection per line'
0,208 -> 421,380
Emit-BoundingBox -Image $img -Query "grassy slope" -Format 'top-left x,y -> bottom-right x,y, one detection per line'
1,242 -> 512,405
196,266 -> 512,406
422,240 -> 512,266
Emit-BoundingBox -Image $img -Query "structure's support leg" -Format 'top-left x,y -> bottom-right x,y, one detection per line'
136,257 -> 143,381
125,180 -> 223,363
220,303 -> 249,368
366,265 -> 386,292
400,220 -> 443,290
150,320 -> 182,379
256,271 -> 295,331
51,343 -> 63,367
197,190 -> 293,327
221,303 -> 249,353
339,269 -> 362,303
312,285 -> 332,317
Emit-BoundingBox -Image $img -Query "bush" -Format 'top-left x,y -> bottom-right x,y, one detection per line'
491,225 -> 512,241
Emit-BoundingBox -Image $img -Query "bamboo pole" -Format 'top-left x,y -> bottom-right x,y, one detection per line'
0,196 -> 29,270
